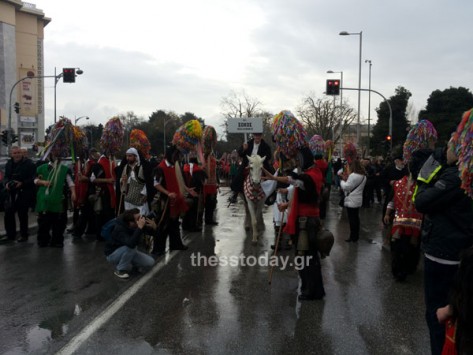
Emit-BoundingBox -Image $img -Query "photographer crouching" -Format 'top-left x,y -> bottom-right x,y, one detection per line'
104,208 -> 156,279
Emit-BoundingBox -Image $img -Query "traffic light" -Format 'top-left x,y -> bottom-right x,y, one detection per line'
63,68 -> 76,83
14,102 -> 20,114
326,79 -> 340,95
11,132 -> 18,144
1,130 -> 9,146
385,135 -> 392,151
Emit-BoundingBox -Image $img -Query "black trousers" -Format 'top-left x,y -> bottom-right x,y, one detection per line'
74,200 -> 96,237
4,192 -> 30,240
297,217 -> 325,298
96,193 -> 115,240
153,217 -> 185,254
182,197 -> 199,230
346,207 -> 360,241
204,194 -> 217,223
390,235 -> 420,281
37,211 -> 68,246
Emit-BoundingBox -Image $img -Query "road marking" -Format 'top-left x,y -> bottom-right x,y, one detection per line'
56,251 -> 178,355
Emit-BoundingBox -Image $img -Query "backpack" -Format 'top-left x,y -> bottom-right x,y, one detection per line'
101,218 -> 117,241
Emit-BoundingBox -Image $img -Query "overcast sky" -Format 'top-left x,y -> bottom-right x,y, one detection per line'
35,0 -> 473,137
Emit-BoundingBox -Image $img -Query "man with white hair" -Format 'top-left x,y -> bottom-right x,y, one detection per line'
120,148 -> 148,215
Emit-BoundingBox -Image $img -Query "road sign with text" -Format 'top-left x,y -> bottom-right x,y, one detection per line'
227,118 -> 263,133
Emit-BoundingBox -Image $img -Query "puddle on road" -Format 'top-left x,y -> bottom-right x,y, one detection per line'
23,303 -> 83,353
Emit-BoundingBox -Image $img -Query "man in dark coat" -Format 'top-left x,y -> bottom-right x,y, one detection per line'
1,146 -> 36,243
229,132 -> 272,203
414,142 -> 473,355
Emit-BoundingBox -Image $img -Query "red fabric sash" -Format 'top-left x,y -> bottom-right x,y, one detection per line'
315,158 -> 328,181
391,176 -> 423,238
74,159 -> 95,207
183,163 -> 202,186
204,156 -> 218,202
98,156 -> 116,208
284,166 -> 322,235
442,319 -> 457,355
159,160 -> 188,218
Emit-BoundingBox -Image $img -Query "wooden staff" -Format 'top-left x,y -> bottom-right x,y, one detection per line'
268,210 -> 285,285
156,198 -> 169,229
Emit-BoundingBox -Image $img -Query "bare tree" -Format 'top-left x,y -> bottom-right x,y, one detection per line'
118,111 -> 143,148
220,90 -> 264,147
296,94 -> 356,143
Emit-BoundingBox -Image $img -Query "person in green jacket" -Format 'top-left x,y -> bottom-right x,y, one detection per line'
35,158 -> 76,247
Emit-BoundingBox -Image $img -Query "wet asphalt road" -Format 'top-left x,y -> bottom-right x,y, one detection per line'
0,187 -> 430,354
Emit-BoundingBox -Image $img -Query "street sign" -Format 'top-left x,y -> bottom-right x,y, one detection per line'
227,118 -> 263,134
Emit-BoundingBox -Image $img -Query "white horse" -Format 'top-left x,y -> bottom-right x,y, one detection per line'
243,155 -> 266,244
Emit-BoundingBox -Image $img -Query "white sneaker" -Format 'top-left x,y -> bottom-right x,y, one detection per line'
114,270 -> 130,279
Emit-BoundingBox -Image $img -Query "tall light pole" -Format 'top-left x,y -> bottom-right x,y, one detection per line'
365,59 -> 372,156
339,31 -> 363,145
75,116 -> 89,125
163,118 -> 172,153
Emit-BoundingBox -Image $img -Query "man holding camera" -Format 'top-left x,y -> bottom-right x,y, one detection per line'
2,146 -> 36,243
104,208 -> 156,279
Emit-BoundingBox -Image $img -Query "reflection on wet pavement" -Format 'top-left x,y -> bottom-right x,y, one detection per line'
1,188 -> 431,354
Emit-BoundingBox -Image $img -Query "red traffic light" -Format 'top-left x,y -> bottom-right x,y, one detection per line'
63,68 -> 76,83
326,79 -> 340,95
386,135 -> 392,141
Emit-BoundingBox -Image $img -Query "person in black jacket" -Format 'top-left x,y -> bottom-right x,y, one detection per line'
104,208 -> 155,279
1,146 -> 36,243
229,132 -> 272,203
414,141 -> 473,355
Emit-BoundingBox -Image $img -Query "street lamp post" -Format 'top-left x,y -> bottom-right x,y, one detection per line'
7,68 -> 84,152
339,31 -> 363,145
163,118 -> 172,153
365,59 -> 372,156
75,116 -> 89,125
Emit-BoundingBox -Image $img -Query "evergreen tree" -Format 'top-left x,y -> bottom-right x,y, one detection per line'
372,86 -> 411,156
419,87 -> 473,145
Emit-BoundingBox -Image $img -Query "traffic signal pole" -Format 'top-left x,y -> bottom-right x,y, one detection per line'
339,87 -> 393,152
7,68 -> 82,153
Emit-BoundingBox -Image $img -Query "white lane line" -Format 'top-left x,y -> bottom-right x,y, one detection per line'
56,251 -> 178,355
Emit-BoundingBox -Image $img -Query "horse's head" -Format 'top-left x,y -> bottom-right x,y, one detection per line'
247,154 -> 266,185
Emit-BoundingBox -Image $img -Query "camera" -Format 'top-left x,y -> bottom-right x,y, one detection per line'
146,211 -> 157,220
6,181 -> 17,190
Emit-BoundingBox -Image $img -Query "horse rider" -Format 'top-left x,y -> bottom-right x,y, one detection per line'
229,131 -> 273,204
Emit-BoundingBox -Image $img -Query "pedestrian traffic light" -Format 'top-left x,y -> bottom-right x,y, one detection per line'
62,68 -> 76,83
14,102 -> 20,114
326,79 -> 340,95
1,130 -> 9,146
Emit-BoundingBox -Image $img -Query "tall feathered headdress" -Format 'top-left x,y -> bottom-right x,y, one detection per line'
452,109 -> 473,198
100,116 -> 124,156
403,119 -> 438,163
130,129 -> 151,159
271,110 -> 307,158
